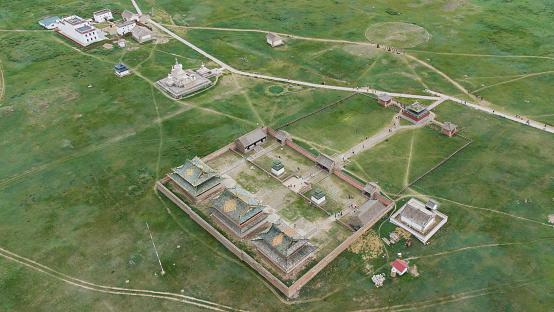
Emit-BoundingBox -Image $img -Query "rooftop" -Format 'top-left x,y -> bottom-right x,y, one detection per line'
378,94 -> 393,102
114,63 -> 129,72
271,160 -> 284,170
168,157 -> 224,196
400,199 -> 435,228
392,259 -> 408,272
210,186 -> 264,226
38,16 -> 59,26
406,101 -> 428,114
117,20 -> 136,27
312,189 -> 326,199
93,9 -> 111,15
63,15 -> 85,25
315,153 -> 335,169
236,128 -> 266,147
266,32 -> 282,41
75,25 -> 95,34
442,121 -> 457,131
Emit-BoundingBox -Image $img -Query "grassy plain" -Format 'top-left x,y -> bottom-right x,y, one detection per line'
0,0 -> 553,311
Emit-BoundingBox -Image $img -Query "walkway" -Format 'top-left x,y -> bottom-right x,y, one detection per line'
146,20 -> 439,100
337,115 -> 430,162
426,91 -> 554,134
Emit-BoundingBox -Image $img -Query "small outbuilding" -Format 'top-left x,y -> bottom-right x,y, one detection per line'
266,33 -> 284,47
275,130 -> 292,145
113,63 -> 131,77
378,94 -> 393,107
362,182 -> 381,198
271,160 -> 285,176
196,63 -> 216,78
311,189 -> 326,205
441,122 -> 457,137
38,16 -> 60,29
93,9 -> 113,23
235,128 -> 267,153
315,153 -> 335,173
390,198 -> 448,244
392,259 -> 408,276
121,9 -> 139,22
131,25 -> 154,43
349,199 -> 386,229
425,199 -> 438,210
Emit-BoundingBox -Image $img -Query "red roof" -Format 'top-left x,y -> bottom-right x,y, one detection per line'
392,259 -> 408,272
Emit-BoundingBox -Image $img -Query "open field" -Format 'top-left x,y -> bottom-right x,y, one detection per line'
345,126 -> 468,194
284,95 -> 397,154
0,0 -> 553,311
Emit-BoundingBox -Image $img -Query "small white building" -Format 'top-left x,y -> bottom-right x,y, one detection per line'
266,33 -> 283,47
58,15 -> 100,46
38,16 -> 60,29
93,9 -> 113,23
392,259 -> 408,276
271,160 -> 285,176
311,189 -> 326,205
390,198 -> 448,244
116,20 -> 136,35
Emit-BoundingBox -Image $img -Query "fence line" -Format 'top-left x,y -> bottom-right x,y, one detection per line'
394,138 -> 473,197
155,181 -> 290,296
276,93 -> 358,130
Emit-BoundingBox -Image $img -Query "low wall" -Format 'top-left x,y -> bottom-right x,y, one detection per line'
289,200 -> 394,295
334,169 -> 364,190
156,181 -> 290,296
285,140 -> 317,161
201,142 -> 236,163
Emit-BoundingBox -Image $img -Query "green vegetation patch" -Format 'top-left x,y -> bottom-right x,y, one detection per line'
268,85 -> 284,94
365,22 -> 430,48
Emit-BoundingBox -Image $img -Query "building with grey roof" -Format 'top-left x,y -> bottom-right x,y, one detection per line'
315,153 -> 335,173
390,198 -> 447,243
266,33 -> 284,47
121,9 -> 139,22
252,220 -> 316,274
362,182 -> 381,198
38,16 -> 60,29
210,186 -> 268,239
167,156 -> 225,202
131,25 -> 154,43
349,199 -> 387,229
234,128 -> 267,153
57,15 -> 100,46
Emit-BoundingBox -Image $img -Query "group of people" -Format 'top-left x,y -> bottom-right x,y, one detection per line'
376,43 -> 405,55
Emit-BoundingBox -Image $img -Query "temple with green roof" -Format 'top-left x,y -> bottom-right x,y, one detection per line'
311,189 -> 326,205
210,186 -> 268,239
252,220 -> 317,274
402,101 -> 430,122
271,160 -> 285,176
167,157 -> 225,202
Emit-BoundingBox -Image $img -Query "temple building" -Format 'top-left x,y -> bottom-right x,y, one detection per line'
378,94 -> 393,107
113,63 -> 131,77
390,198 -> 448,244
349,199 -> 387,230
58,15 -> 100,46
167,156 -> 225,202
234,128 -> 267,153
311,189 -> 326,205
441,122 -> 458,137
271,160 -> 285,176
156,59 -> 213,98
266,33 -> 284,47
209,186 -> 268,239
402,101 -> 430,123
252,220 -> 317,274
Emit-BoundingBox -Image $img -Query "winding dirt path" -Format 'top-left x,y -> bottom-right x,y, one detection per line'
0,247 -> 245,311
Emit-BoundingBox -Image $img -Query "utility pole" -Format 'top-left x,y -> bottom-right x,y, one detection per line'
146,222 -> 165,275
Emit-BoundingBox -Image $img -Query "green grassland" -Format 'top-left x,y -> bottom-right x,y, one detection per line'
285,95 -> 397,154
345,125 -> 468,193
0,0 -> 553,311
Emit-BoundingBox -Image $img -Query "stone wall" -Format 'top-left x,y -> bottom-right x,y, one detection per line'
201,142 -> 236,163
155,181 -> 290,296
334,169 -> 364,190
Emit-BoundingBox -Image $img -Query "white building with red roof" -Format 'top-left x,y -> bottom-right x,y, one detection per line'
392,259 -> 409,276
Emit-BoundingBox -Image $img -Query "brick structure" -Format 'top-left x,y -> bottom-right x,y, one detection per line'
441,122 -> 457,137
378,94 -> 393,107
234,128 -> 267,153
